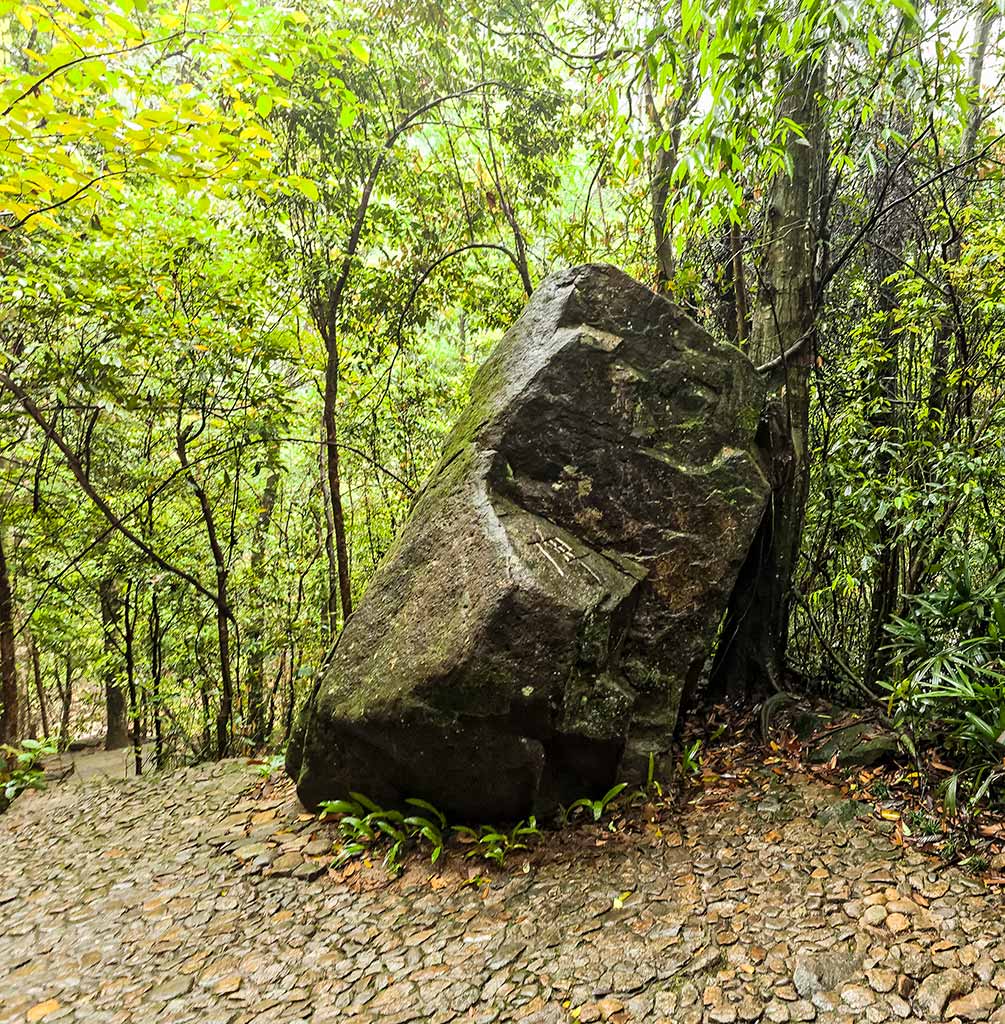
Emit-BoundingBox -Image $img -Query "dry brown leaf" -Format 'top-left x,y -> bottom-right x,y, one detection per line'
27,1000 -> 60,1023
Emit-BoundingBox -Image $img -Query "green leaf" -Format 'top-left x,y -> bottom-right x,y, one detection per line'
348,37 -> 370,63
405,797 -> 447,826
890,0 -> 919,23
290,176 -> 319,202
318,799 -> 361,817
348,791 -> 381,813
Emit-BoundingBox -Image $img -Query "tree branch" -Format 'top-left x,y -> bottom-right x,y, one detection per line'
0,370 -> 221,607
1,33 -> 185,117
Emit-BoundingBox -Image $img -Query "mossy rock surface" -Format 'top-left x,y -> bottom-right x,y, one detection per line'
288,264 -> 770,819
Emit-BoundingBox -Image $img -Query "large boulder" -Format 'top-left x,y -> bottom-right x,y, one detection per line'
287,264 -> 770,819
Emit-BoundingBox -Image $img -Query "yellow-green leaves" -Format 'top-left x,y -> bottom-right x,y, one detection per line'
287,176 -> 320,202
0,0 -> 358,233
348,37 -> 370,64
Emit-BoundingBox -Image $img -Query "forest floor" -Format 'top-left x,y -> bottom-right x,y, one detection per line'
1,749 -> 1004,1024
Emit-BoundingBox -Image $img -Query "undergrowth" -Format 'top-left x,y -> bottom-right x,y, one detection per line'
882,553 -> 1005,824
0,737 -> 57,810
315,750 -> 695,875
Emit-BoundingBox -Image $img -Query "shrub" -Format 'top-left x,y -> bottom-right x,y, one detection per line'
883,551 -> 1005,812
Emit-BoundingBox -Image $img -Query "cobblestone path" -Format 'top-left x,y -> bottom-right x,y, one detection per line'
1,758 -> 1004,1024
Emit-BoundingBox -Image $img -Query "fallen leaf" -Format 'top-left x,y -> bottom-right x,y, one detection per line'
27,1000 -> 60,1022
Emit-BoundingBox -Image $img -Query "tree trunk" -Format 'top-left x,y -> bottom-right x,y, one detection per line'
177,425 -> 235,758
214,573 -> 233,758
284,648 -> 301,744
645,54 -> 692,294
650,144 -> 676,292
318,430 -> 339,643
149,589 -> 163,769
929,10 -> 996,426
730,221 -> 749,348
99,576 -> 129,750
266,647 -> 287,740
0,525 -> 18,745
322,342 -> 353,635
863,300 -> 900,688
199,675 -> 212,757
710,48 -> 824,697
862,150 -> 909,687
58,657 -> 73,745
123,583 -> 142,775
30,636 -> 49,739
247,460 -> 279,747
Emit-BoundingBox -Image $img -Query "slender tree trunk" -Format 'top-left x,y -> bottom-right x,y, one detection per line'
0,525 -> 18,745
645,51 -> 692,294
177,426 -> 234,757
711,47 -> 825,697
650,145 -> 676,292
322,341 -> 353,635
199,676 -> 212,757
58,657 -> 72,745
713,222 -> 750,347
247,460 -> 279,747
731,221 -> 749,348
318,431 -> 339,643
929,10 -> 996,424
863,300 -> 900,688
214,575 -> 233,758
862,136 -> 910,685
123,583 -> 142,775
149,590 -> 163,769
100,576 -> 129,750
29,636 -> 49,738
284,648 -> 302,743
266,647 -> 287,740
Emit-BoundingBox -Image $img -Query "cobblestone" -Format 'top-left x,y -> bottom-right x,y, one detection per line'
1,760 -> 1003,1023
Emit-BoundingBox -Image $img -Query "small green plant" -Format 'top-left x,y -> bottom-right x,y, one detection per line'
402,797 -> 448,864
316,791 -> 544,874
319,793 -> 450,873
904,808 -> 942,836
680,738 -> 703,778
562,782 -> 628,824
959,853 -> 990,875
319,772 -> 670,877
630,752 -> 664,803
454,818 -> 540,864
250,754 -> 285,779
1,738 -> 58,804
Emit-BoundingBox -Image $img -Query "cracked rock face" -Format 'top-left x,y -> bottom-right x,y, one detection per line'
287,264 -> 770,818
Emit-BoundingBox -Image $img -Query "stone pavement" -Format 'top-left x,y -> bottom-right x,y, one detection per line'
1,758 -> 1004,1024
42,743 -> 156,784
